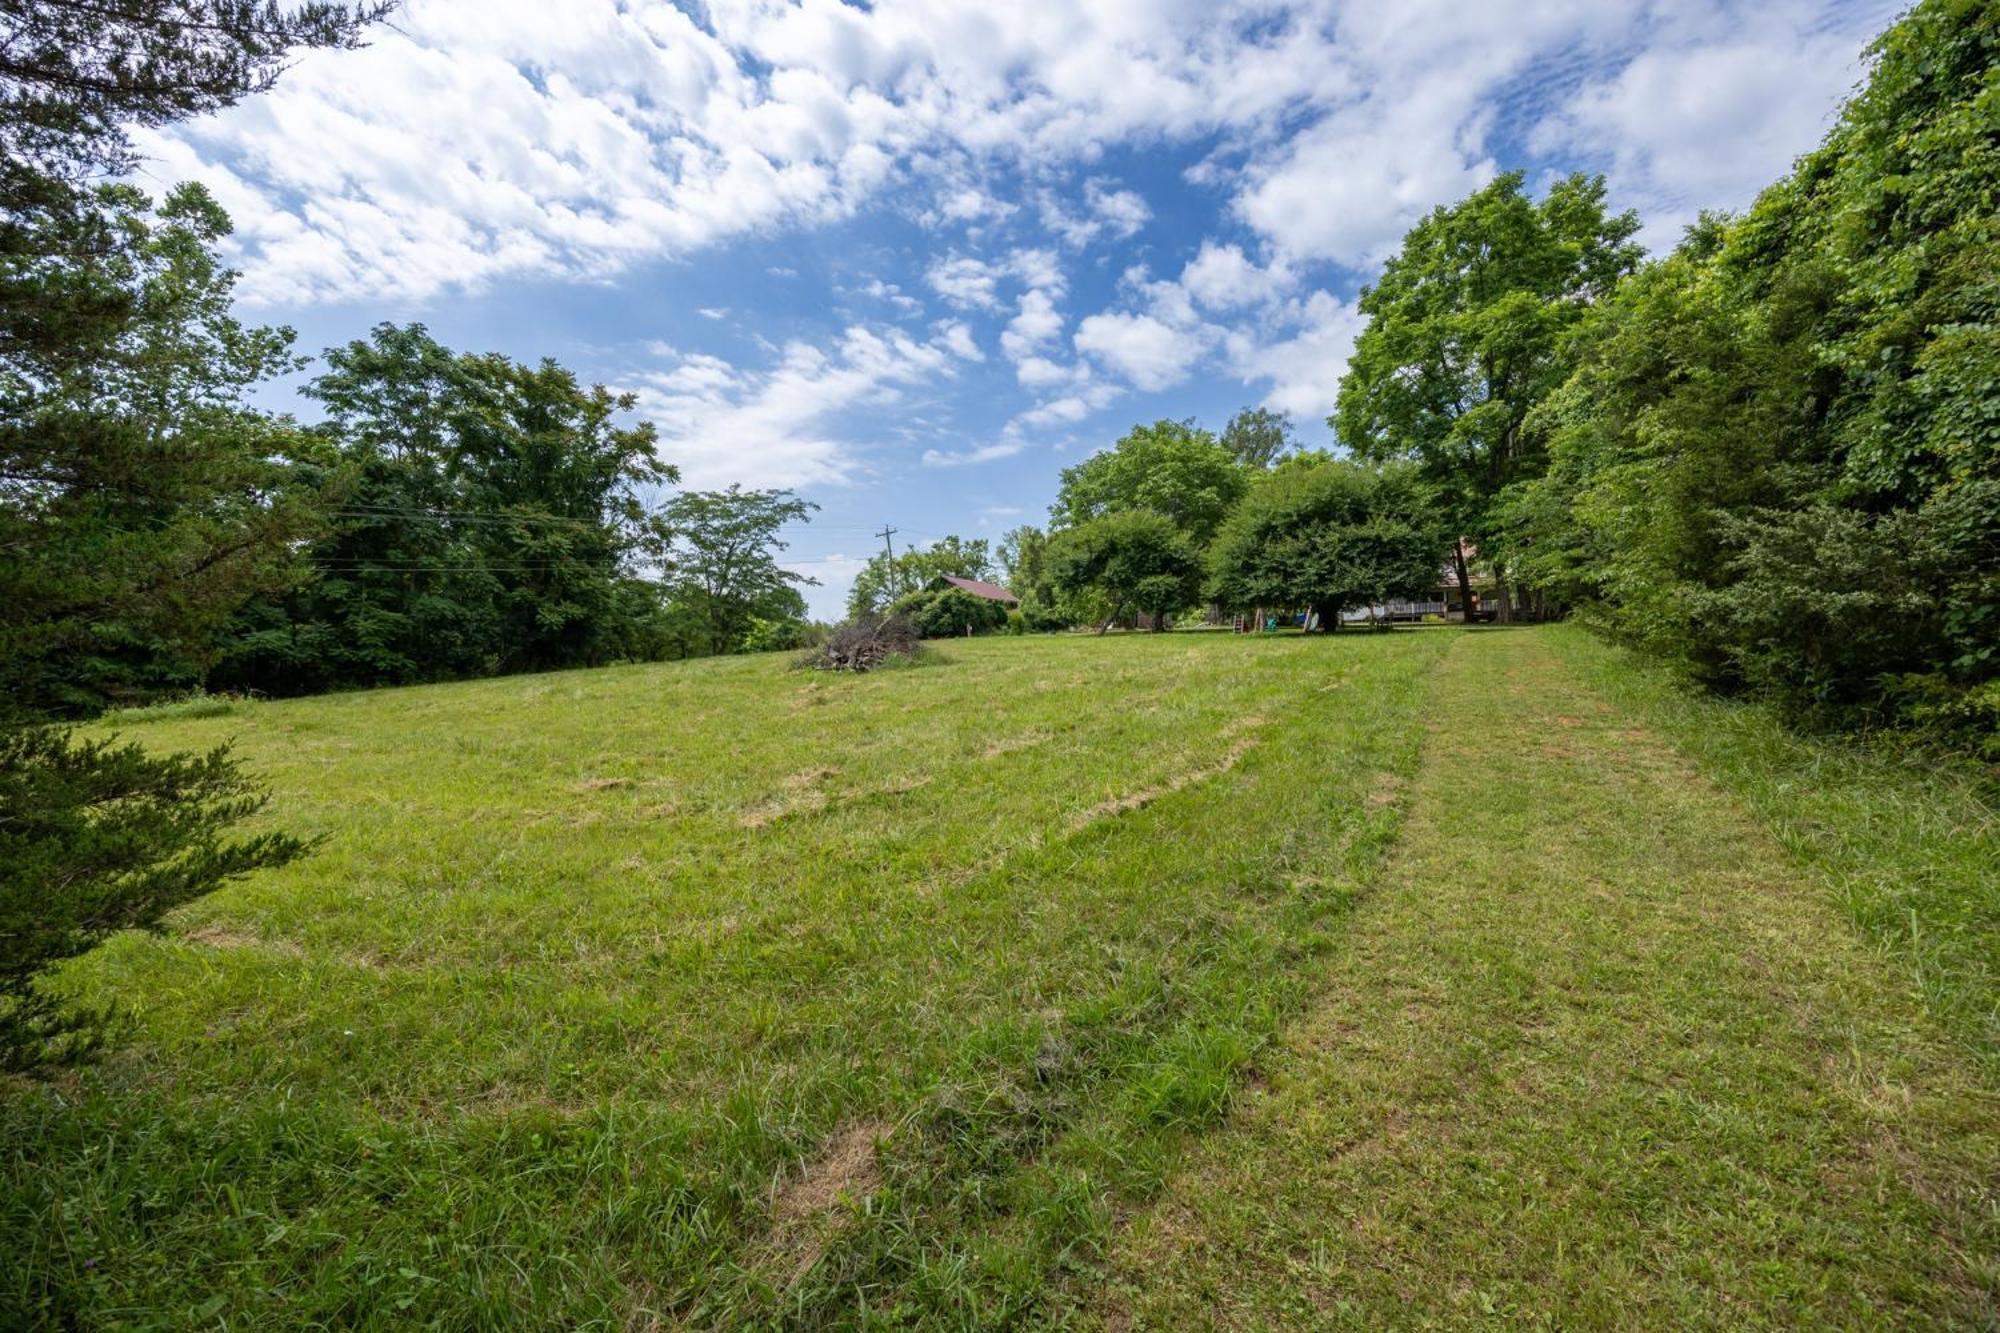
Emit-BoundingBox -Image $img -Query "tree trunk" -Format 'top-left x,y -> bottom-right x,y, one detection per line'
1452,540 -> 1473,624
1495,569 -> 1513,624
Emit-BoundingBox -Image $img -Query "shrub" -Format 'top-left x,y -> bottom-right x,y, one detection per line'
739,616 -> 821,655
0,726 -> 312,1074
890,588 -> 1010,638
1018,601 -> 1071,633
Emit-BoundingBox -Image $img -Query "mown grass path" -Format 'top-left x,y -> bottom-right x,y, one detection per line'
1107,629 -> 1997,1328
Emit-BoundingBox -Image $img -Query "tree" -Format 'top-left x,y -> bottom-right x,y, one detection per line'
213,323 -> 681,692
996,524 -> 1053,606
1,183 -> 325,712
1333,171 -> 1642,619
1221,406 -> 1295,469
0,727 -> 309,1072
1209,461 -> 1447,629
660,486 -> 817,656
846,534 -> 991,619
1051,418 -> 1247,547
1048,510 -> 1203,633
0,0 -> 392,1074
1501,0 -> 1999,740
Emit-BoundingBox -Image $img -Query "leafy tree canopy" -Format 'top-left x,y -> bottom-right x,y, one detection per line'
660,486 -> 817,656
1210,460 -> 1448,625
1051,418 -> 1247,547
1048,510 -> 1204,632
1220,406 -> 1296,469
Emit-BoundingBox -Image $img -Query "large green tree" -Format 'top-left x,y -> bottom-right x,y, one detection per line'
1209,461 -> 1447,629
1332,171 -> 1642,618
0,0 -> 390,1073
215,324 -> 680,692
1047,510 -> 1204,633
1051,418 -> 1247,547
660,486 -> 817,656
1503,0 -> 1998,738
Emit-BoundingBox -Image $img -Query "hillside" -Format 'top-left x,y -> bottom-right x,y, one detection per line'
3,628 -> 1993,1326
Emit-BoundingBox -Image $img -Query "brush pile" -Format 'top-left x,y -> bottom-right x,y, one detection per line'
795,615 -> 923,672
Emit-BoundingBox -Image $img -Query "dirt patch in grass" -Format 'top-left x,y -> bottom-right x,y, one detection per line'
980,729 -> 1051,759
573,776 -> 633,792
740,768 -> 840,828
1365,772 -> 1406,808
1064,720 -> 1264,824
182,925 -> 308,960
756,1119 -> 888,1289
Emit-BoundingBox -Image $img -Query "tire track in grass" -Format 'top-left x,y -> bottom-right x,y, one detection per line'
1106,628 -> 1997,1329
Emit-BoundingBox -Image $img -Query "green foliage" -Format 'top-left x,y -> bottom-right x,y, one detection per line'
996,525 -> 1052,605
1334,171 -> 1642,610
214,323 -> 683,693
658,486 -> 817,657
1209,461 -> 1448,623
0,182 -> 325,714
1501,0 -> 1999,739
890,586 -> 1010,638
1048,511 -> 1204,630
1219,406 -> 1296,469
1052,419 -> 1248,547
847,534 -> 992,618
0,726 -> 310,1073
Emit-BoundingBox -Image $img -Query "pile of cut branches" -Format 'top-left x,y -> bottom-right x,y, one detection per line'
795,615 -> 923,672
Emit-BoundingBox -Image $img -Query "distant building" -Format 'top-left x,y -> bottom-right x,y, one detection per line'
926,575 -> 1020,606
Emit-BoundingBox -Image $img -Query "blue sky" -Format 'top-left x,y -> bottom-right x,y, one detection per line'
133,0 -> 1898,618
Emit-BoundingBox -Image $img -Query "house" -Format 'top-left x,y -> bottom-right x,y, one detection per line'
925,575 -> 1020,605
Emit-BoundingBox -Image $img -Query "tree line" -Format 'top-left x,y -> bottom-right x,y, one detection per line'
877,0 -> 1996,758
0,1 -> 824,1070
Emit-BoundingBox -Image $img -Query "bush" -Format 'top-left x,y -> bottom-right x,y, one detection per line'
739,616 -> 821,655
0,725 -> 311,1074
890,588 -> 1010,638
1018,601 -> 1071,633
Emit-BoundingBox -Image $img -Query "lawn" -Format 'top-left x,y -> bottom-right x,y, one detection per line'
4,627 -> 1993,1328
2,630 -> 1448,1327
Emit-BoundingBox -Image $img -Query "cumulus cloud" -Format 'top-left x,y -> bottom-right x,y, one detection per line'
628,323 -> 967,488
137,0 -> 1893,307
1223,289 -> 1366,420
1528,0 -> 1895,250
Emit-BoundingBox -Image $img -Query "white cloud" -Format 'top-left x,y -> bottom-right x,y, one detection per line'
135,0 -> 1890,307
1000,288 -> 1064,361
859,278 -> 923,314
935,319 -> 984,361
628,323 -> 965,488
1074,311 -> 1206,392
925,253 -> 1003,310
921,440 -> 1028,467
1529,0 -> 1896,250
1038,176 -> 1154,247
1179,241 -> 1294,310
697,306 -> 729,320
1223,289 -> 1365,420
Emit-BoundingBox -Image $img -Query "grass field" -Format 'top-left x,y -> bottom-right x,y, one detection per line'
3,627 -> 1994,1327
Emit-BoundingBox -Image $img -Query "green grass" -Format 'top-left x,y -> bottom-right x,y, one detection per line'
6,626 -> 1995,1328
1,631 -> 1448,1327
1106,629 -> 1996,1328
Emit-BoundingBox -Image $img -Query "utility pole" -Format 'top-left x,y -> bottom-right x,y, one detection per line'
875,524 -> 899,599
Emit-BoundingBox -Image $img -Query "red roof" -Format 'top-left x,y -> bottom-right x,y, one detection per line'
937,575 -> 1020,603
